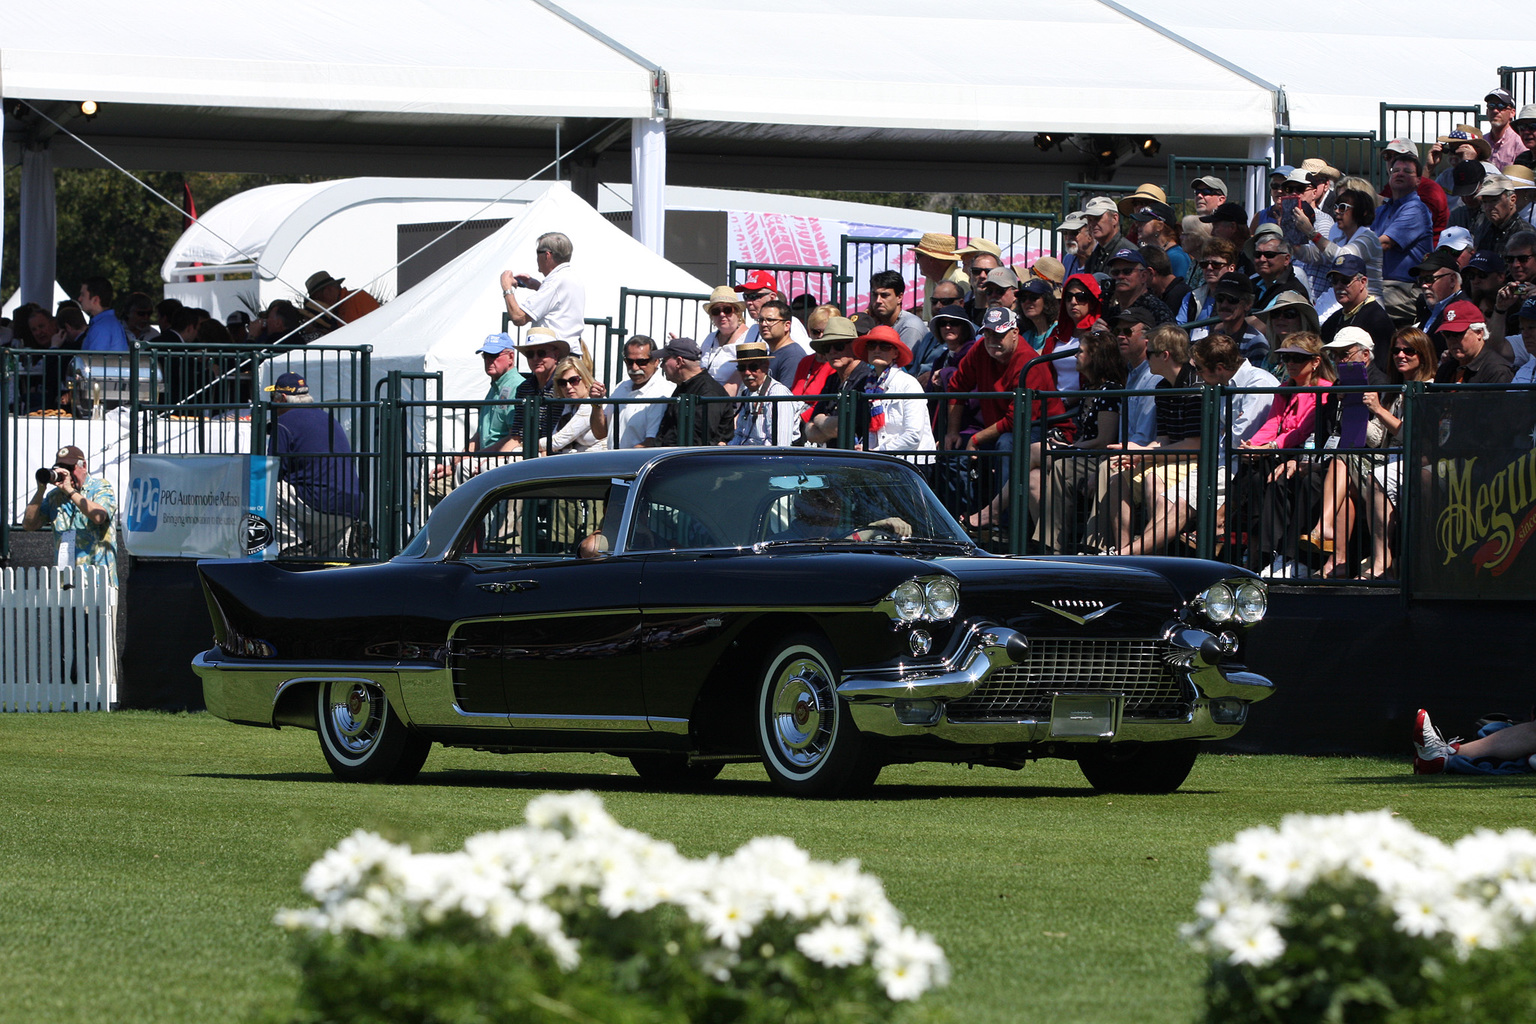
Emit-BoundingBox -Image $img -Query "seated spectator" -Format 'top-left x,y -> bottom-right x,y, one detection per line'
700,285 -> 750,394
856,326 -> 934,453
913,232 -> 968,318
910,279 -> 965,381
539,355 -> 607,455
803,318 -> 880,447
1041,273 -> 1107,400
867,269 -> 927,352
978,267 -> 1020,314
1293,178 -> 1383,317
1252,291 -> 1321,357
943,306 -> 1065,513
1250,231 -> 1313,310
429,333 -> 526,492
506,328 -> 566,452
266,299 -> 328,346
1192,275 -> 1267,368
1303,328 -> 1382,578
264,372 -> 364,559
1375,153 -> 1434,326
124,293 -> 159,342
1016,279 -> 1058,357
1142,243 -> 1191,325
1433,301 -> 1513,383
639,338 -> 733,447
792,308 -> 842,434
1131,199 -> 1191,280
1412,248 -> 1469,335
1105,246 -> 1176,328
1236,333 -> 1335,579
1102,323 -> 1201,554
1320,254 -> 1395,374
1475,175 -> 1528,256
1187,238 -> 1241,323
1081,197 -> 1129,276
1462,250 -> 1509,331
1512,297 -> 1536,383
1056,212 -> 1090,279
607,335 -> 674,449
730,340 -> 798,446
1199,202 -> 1256,279
305,270 -> 381,327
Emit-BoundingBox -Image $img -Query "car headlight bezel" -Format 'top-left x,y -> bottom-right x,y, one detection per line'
1197,582 -> 1236,623
881,575 -> 960,625
1194,579 -> 1266,626
1233,580 -> 1268,623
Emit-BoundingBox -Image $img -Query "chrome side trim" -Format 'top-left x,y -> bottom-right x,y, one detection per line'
507,713 -> 652,731
837,624 -> 1027,701
849,699 -> 1240,744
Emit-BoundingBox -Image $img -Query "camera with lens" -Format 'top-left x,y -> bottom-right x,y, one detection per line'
35,466 -> 69,486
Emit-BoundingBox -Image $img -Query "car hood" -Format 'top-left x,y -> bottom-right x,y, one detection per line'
937,556 -> 1188,638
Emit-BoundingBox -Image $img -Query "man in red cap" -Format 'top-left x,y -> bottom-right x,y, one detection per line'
735,270 -> 815,350
1434,301 -> 1512,383
22,444 -> 117,584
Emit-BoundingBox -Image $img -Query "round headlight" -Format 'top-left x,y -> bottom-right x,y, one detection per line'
1202,583 -> 1235,623
1234,581 -> 1267,623
924,579 -> 960,621
891,581 -> 926,621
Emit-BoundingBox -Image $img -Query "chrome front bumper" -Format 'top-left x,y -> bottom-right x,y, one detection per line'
837,621 -> 1273,744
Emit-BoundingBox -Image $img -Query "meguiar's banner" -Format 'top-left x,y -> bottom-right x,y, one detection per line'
122,455 -> 279,559
1411,389 -> 1536,599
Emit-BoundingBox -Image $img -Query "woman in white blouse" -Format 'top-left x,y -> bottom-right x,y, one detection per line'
539,356 -> 608,455
855,325 -> 935,453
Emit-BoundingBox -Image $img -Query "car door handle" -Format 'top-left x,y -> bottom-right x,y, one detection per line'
477,580 -> 540,594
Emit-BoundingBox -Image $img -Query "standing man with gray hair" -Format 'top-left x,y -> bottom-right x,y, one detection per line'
500,231 -> 587,344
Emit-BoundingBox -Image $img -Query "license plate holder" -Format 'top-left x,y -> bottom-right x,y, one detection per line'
1050,693 -> 1122,738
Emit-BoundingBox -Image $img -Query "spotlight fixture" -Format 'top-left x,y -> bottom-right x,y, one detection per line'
1033,132 -> 1068,152
78,100 -> 98,119
1137,136 -> 1161,158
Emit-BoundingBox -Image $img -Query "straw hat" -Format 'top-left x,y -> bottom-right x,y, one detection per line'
914,232 -> 959,260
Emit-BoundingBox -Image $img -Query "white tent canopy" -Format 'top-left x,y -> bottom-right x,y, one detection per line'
289,183 -> 709,403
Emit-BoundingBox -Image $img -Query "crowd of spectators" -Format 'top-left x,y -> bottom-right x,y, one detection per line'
8,87 -> 1536,581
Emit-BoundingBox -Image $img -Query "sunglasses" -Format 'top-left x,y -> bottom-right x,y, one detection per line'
933,295 -> 962,306
1107,266 -> 1139,276
1280,353 -> 1315,364
1504,253 -> 1536,264
1391,347 -> 1418,355
1200,260 -> 1230,269
745,290 -> 772,301
524,348 -> 555,359
1253,251 -> 1286,261
708,306 -> 739,316
1334,202 -> 1353,211
624,356 -> 658,367
1280,184 -> 1309,195
1063,292 -> 1092,303
824,341 -> 852,352
865,340 -> 897,350
557,375 -> 584,388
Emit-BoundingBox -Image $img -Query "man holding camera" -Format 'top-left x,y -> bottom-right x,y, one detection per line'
22,445 -> 117,585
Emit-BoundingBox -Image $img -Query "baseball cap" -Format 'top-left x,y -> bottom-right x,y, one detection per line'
1323,326 -> 1374,353
1270,165 -> 1294,180
1213,275 -> 1254,298
734,271 -> 778,295
1131,200 -> 1175,225
1058,211 -> 1088,233
1383,139 -> 1420,159
1107,247 -> 1147,267
1021,278 -> 1053,297
1199,201 -> 1248,225
984,267 -> 1021,290
1113,305 -> 1157,328
1520,296 -> 1536,323
54,445 -> 85,467
1487,88 -> 1516,108
981,306 -> 1018,333
1465,250 -> 1506,274
1190,175 -> 1228,195
660,337 -> 703,361
1451,160 -> 1488,197
477,332 -> 517,356
1083,196 -> 1118,217
1436,300 -> 1484,332
226,310 -> 252,327
264,372 -> 309,396
1439,226 -> 1475,252
1409,249 -> 1459,278
1476,174 -> 1515,199
1327,253 -> 1368,280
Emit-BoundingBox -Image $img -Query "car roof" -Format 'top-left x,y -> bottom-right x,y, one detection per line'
404,446 -> 914,560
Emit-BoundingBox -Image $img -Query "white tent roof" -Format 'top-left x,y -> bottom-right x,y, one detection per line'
305,183 -> 708,401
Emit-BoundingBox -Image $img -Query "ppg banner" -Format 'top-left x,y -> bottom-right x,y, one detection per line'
123,455 -> 280,560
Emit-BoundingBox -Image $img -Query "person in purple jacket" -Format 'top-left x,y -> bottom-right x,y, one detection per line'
265,372 -> 364,559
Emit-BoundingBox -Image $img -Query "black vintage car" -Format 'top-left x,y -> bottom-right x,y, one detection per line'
193,448 -> 1273,797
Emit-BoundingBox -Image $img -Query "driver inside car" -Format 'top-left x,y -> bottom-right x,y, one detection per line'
776,486 -> 912,542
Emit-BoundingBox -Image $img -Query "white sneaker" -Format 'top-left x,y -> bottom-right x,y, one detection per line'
1412,709 -> 1459,775
1259,556 -> 1310,580
1258,555 -> 1286,578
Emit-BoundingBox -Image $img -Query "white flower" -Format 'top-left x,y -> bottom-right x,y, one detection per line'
1209,903 -> 1286,967
872,925 -> 949,1001
690,886 -> 768,950
795,922 -> 868,968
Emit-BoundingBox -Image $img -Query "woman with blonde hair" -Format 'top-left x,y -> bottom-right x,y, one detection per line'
539,354 -> 608,455
699,285 -> 749,396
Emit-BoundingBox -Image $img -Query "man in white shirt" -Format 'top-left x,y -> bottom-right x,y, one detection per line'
499,231 -> 586,344
605,336 -> 675,449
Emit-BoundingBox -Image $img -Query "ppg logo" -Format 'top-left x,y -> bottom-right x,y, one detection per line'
126,477 -> 161,531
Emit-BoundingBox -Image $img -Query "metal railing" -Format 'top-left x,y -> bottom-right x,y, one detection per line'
726,262 -> 839,310
837,234 -> 920,316
1274,129 -> 1379,184
1166,156 -> 1272,207
1500,65 -> 1536,108
1380,103 -> 1483,150
950,210 -> 1058,262
1061,183 -> 1137,222
614,287 -> 713,368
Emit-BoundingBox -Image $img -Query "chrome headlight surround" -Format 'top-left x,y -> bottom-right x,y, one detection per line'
879,575 -> 960,624
1192,579 -> 1266,626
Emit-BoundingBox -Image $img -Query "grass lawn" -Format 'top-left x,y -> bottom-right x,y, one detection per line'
2,711 -> 1533,1024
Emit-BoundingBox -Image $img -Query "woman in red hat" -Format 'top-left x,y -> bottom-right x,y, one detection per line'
855,325 -> 933,452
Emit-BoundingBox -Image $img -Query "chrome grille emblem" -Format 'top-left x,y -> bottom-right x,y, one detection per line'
1031,599 -> 1120,625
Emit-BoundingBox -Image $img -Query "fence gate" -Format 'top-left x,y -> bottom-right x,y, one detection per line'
614,288 -> 713,371
1501,65 -> 1536,108
1,566 -> 118,712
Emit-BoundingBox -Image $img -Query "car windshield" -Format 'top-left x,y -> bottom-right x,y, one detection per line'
627,454 -> 971,552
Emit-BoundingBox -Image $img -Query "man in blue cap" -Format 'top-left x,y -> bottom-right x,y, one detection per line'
265,372 -> 364,558
1321,254 -> 1396,374
429,333 -> 525,494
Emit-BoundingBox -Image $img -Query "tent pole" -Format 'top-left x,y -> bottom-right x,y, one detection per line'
631,117 -> 667,256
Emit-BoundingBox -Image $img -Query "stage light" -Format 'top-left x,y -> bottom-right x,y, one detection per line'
79,100 -> 98,119
1033,133 -> 1068,152
1137,136 -> 1161,157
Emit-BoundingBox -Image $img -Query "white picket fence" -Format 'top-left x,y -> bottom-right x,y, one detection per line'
0,566 -> 119,712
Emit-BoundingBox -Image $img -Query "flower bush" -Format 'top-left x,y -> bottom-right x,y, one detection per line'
1183,809 -> 1536,1024
272,792 -> 948,1024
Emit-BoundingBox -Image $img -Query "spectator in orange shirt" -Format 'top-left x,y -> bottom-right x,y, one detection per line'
305,270 -> 381,328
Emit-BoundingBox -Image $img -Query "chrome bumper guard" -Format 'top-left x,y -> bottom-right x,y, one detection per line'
838,621 -> 1273,744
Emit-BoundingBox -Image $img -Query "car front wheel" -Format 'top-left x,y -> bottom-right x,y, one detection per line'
1076,740 -> 1199,794
755,633 -> 880,798
315,680 -> 431,783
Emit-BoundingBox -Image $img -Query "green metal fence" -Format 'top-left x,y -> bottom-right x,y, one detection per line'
1380,103 -> 1483,150
1060,182 -> 1137,222
837,234 -> 920,315
726,262 -> 839,310
1274,129 -> 1378,185
950,209 -> 1058,261
1500,65 -> 1536,108
1165,156 -> 1272,207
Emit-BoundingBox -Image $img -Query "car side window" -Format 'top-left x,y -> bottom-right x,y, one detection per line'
456,480 -> 615,561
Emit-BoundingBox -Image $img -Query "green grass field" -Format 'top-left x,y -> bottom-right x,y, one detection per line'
2,711 -> 1532,1024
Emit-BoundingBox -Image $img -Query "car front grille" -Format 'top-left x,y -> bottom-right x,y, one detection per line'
946,638 -> 1189,721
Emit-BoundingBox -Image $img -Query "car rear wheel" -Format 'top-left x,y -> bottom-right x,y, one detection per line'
1076,740 -> 1199,794
628,754 -> 723,787
315,680 -> 431,783
756,633 -> 881,798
